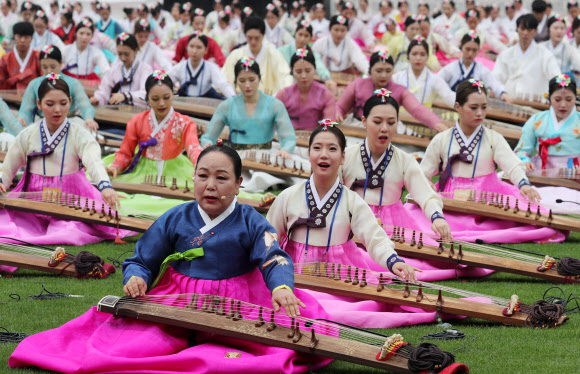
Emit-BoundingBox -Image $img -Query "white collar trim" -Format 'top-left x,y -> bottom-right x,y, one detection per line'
309,175 -> 340,210
198,197 -> 237,234
455,121 -> 482,146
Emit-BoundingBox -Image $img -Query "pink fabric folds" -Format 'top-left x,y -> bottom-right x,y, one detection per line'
0,170 -> 134,246
404,172 -> 566,244
9,267 -> 333,374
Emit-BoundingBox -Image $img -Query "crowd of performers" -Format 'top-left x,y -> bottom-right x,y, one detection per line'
1,1 -> 580,373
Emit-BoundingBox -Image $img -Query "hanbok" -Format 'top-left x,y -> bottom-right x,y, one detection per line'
276,81 -> 336,131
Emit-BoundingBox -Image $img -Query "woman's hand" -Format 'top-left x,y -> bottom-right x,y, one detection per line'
392,262 -> 421,283
106,166 -> 119,179
123,276 -> 148,298
17,117 -> 27,127
0,183 -> 7,194
89,96 -> 100,105
525,162 -> 535,173
324,79 -> 337,91
434,122 -> 449,132
277,150 -> 292,159
431,218 -> 452,243
272,288 -> 306,318
84,118 -> 99,132
428,180 -> 437,191
108,93 -> 126,105
520,184 -> 541,205
500,93 -> 514,104
101,188 -> 121,209
336,113 -> 345,123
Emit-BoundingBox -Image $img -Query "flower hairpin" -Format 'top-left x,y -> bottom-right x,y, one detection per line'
139,18 -> 149,28
35,10 -> 45,18
152,70 -> 167,86
467,30 -> 477,40
374,88 -> 392,102
182,2 -> 192,12
81,17 -> 93,28
556,74 -> 572,92
243,6 -> 253,16
344,1 -> 354,10
552,14 -> 565,23
266,3 -> 276,12
318,118 -> 338,130
315,3 -> 324,10
23,1 -> 32,10
223,5 -> 232,15
292,1 -> 299,9
191,30 -> 204,38
240,57 -> 255,71
118,32 -> 130,45
46,72 -> 61,85
467,9 -> 478,18
40,45 -> 54,57
468,78 -> 484,94
300,19 -> 310,28
416,14 -> 426,22
377,50 -> 390,63
412,35 -> 425,43
380,1 -> 388,7
336,15 -> 347,25
296,48 -> 309,59
194,8 -> 204,16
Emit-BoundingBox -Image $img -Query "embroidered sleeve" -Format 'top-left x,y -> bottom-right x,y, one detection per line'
112,115 -> 141,172
514,115 -> 539,163
182,116 -> 203,165
272,98 -> 296,153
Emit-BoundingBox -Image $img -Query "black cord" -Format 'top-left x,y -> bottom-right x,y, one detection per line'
543,286 -> 580,314
419,329 -> 466,340
555,199 -> 580,206
26,284 -> 72,300
107,250 -> 134,268
0,327 -> 27,343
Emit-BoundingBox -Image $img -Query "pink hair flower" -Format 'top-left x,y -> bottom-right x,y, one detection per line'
152,70 -> 167,85
318,118 -> 338,130
40,45 -> 54,57
374,88 -> 392,102
556,74 -> 572,92
240,57 -> 255,71
118,32 -> 130,45
46,72 -> 61,85
468,78 -> 485,94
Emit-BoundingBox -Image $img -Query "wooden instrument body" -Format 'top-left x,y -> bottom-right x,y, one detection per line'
293,273 -> 529,326
0,249 -> 78,277
97,295 -> 415,373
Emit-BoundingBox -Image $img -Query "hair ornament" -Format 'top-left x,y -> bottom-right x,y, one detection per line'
291,1 -> 299,9
118,32 -> 130,45
344,1 -> 354,10
23,1 -> 32,10
315,3 -> 324,10
412,34 -> 425,43
466,30 -> 477,40
318,118 -> 338,130
336,15 -> 347,25
266,3 -> 276,12
243,6 -> 253,16
468,78 -> 484,94
377,50 -> 390,63
216,138 -> 224,147
374,88 -> 392,102
552,14 -> 565,23
385,18 -> 396,26
35,10 -> 45,18
46,72 -> 61,85
182,2 -> 192,12
99,2 -> 111,11
556,74 -> 572,92
295,47 -> 309,60
299,19 -> 310,28
191,30 -> 204,38
380,1 -> 389,7
139,18 -> 149,28
80,17 -> 93,28
152,70 -> 167,86
240,56 -> 255,72
416,14 -> 426,22
193,8 -> 204,16
466,9 -> 478,18
40,45 -> 54,57
569,0 -> 578,6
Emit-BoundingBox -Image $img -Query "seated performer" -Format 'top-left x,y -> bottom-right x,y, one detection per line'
96,2 -> 125,43
31,9 -> 65,51
276,48 -> 336,131
265,3 -> 294,48
172,7 -> 226,67
278,19 -> 334,88
336,51 -> 447,132
134,18 -> 172,71
161,2 -> 193,49
18,45 -> 97,131
62,17 -> 110,81
207,10 -> 238,57
541,15 -> 580,76
452,8 -> 507,55
90,32 -> 153,107
9,144 -> 333,374
432,0 -> 467,42
311,15 -> 369,74
438,31 -> 511,102
417,79 -> 565,243
387,14 -> 439,73
222,17 -> 292,96
493,14 -> 560,98
0,73 -> 130,245
341,1 -> 375,50
52,5 -> 76,45
0,22 -> 41,90
168,31 -> 235,99
392,35 -> 456,108
310,2 -> 330,40
201,57 -> 295,159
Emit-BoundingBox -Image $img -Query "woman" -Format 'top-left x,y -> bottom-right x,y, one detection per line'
311,15 -> 368,74
31,9 -> 65,51
62,17 -> 110,81
207,10 -> 237,56
388,14 -> 439,73
392,36 -> 455,108
336,51 -> 447,132
0,73 -> 130,246
276,48 -> 336,131
168,32 -> 235,99
416,79 -> 565,243
278,19 -> 333,85
438,31 -> 511,102
9,144 -> 332,374
310,2 -> 329,40
134,18 -> 172,71
432,0 -> 467,42
515,74 -> 580,214
52,6 -> 76,45
541,15 -> 580,76
161,2 -> 193,48
201,57 -> 295,159
265,3 -> 293,48
96,2 -> 125,43
90,33 -> 152,106
380,18 -> 403,46
18,45 -> 97,131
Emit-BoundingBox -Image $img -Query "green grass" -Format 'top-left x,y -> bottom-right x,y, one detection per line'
1,233 -> 579,374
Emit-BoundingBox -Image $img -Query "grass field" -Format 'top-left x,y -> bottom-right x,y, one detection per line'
1,232 -> 579,374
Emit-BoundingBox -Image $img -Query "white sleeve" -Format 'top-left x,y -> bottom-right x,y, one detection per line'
95,49 -> 110,77
349,39 -> 370,74
153,44 -> 173,72
0,129 -> 28,185
210,63 -> 236,99
432,74 -> 457,107
401,153 -> 444,221
436,63 -> 455,87
480,65 -> 506,98
74,125 -> 110,185
167,62 -> 182,85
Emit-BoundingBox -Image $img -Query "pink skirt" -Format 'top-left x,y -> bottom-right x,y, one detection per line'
403,172 -> 566,244
285,240 -> 491,328
9,267 -> 332,374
